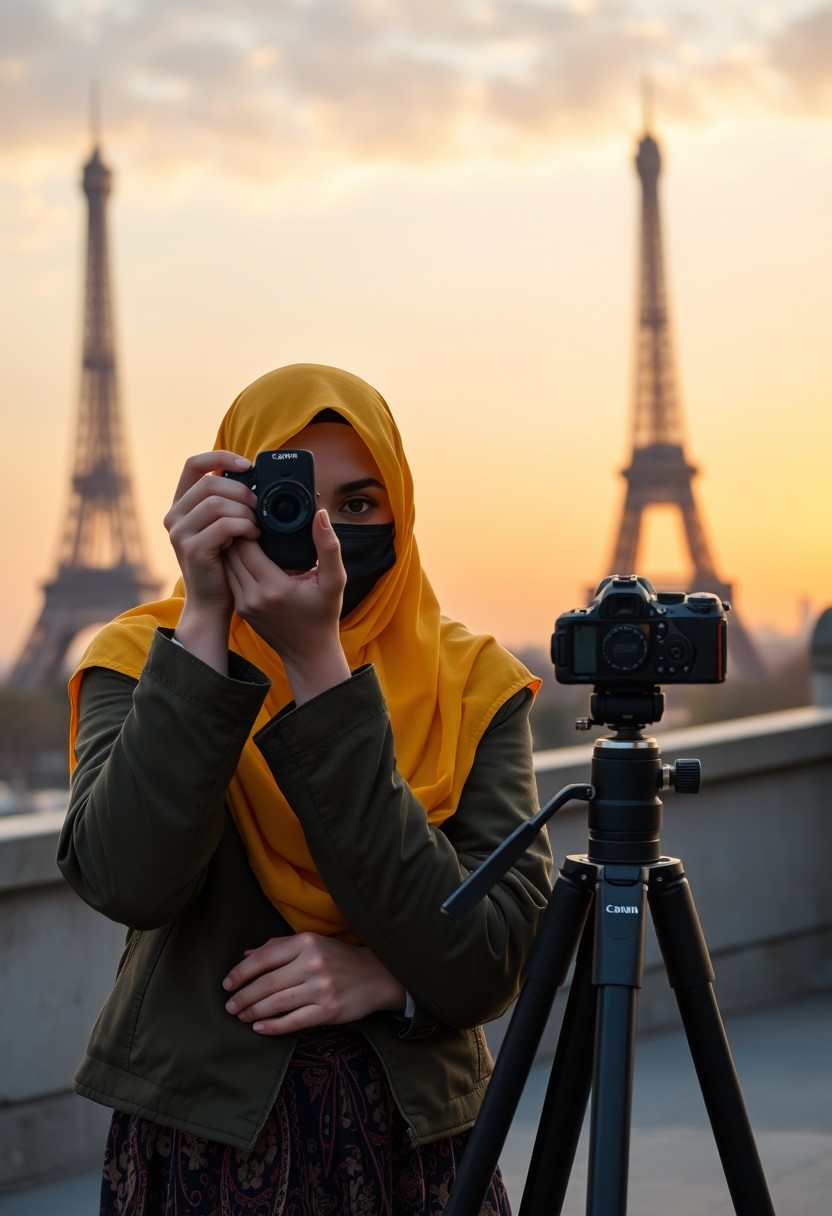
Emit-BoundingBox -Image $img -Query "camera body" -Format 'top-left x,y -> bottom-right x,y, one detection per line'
551,575 -> 727,685
224,449 -> 317,571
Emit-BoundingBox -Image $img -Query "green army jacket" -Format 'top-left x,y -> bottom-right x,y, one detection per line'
58,630 -> 551,1149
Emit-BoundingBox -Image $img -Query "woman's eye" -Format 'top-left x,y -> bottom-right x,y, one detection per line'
341,497 -> 373,516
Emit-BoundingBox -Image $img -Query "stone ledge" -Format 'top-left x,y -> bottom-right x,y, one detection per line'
485,924 -> 832,1059
0,1090 -> 111,1195
534,705 -> 832,794
0,811 -> 66,893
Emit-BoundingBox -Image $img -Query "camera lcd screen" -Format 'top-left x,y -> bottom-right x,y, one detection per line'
573,624 -> 597,675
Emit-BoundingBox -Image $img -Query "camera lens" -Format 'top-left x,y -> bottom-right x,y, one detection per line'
271,493 -> 302,525
602,623 -> 649,672
260,483 -> 314,533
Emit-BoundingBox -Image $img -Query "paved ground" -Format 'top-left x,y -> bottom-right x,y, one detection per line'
1,991 -> 829,1215
500,989 -> 832,1215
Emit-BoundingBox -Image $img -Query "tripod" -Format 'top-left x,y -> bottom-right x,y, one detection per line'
443,690 -> 775,1216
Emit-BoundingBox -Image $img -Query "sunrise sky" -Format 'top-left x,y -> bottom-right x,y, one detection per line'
2,0 -> 831,668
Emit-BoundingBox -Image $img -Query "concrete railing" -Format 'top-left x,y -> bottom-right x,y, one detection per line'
2,704 -> 832,1192
0,810 -> 127,1192
529,705 -> 832,1029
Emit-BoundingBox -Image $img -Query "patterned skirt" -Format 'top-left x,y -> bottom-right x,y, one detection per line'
98,1027 -> 512,1215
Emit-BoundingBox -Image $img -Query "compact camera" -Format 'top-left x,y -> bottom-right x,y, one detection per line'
224,449 -> 317,570
551,575 -> 727,686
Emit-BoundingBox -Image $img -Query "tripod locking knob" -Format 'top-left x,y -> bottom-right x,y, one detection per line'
665,758 -> 701,794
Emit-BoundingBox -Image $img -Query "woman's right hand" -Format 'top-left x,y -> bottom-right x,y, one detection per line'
163,452 -> 260,668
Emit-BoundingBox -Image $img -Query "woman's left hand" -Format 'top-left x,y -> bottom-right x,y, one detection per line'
222,933 -> 407,1035
224,509 -> 350,703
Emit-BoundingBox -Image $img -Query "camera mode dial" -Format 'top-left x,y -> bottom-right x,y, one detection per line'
687,594 -> 718,615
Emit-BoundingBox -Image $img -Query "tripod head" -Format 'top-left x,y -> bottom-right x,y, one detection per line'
583,694 -> 700,867
576,684 -> 665,733
442,681 -> 700,919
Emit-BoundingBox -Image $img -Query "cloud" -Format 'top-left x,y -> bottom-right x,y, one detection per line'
1,0 -> 831,190
769,6 -> 832,107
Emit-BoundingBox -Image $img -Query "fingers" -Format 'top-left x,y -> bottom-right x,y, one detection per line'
246,1006 -> 330,1036
224,536 -> 286,591
222,934 -> 406,1036
165,453 -> 258,555
223,935 -> 300,992
165,457 -> 253,530
164,452 -> 261,614
223,935 -> 332,1034
170,451 -> 251,507
223,541 -> 297,628
312,510 -> 347,599
222,515 -> 346,671
168,496 -> 258,557
224,511 -> 342,597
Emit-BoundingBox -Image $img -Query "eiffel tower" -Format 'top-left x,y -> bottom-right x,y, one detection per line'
10,136 -> 161,692
603,117 -> 765,680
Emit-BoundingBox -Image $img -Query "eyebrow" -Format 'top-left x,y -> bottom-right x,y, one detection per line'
335,477 -> 387,495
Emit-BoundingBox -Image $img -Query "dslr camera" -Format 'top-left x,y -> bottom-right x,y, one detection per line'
224,449 -> 317,571
551,575 -> 727,685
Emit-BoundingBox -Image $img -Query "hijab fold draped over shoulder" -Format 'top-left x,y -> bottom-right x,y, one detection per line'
68,364 -> 540,939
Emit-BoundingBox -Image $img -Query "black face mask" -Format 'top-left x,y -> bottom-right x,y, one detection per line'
332,522 -> 396,618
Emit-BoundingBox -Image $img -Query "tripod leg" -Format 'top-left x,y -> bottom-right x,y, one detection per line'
649,863 -> 776,1216
445,860 -> 595,1216
518,908 -> 597,1216
586,865 -> 648,1216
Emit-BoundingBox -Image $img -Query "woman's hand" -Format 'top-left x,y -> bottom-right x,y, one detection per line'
222,932 -> 407,1035
164,452 -> 259,614
224,509 -> 350,703
163,452 -> 259,670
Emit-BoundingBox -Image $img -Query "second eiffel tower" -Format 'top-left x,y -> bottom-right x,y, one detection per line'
602,120 -> 765,681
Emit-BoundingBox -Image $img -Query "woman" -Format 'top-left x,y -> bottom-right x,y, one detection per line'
59,363 -> 551,1215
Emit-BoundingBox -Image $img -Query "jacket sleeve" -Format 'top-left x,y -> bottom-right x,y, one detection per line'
57,629 -> 270,929
254,664 -> 552,1030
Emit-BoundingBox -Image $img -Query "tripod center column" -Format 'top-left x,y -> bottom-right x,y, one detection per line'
588,733 -> 663,865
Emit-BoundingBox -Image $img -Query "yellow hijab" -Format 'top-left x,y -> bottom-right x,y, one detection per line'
69,364 -> 540,939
